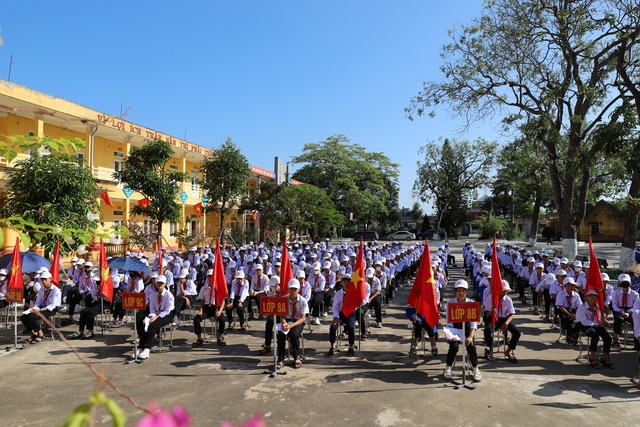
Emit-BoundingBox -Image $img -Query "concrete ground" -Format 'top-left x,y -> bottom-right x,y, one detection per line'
2,237 -> 640,427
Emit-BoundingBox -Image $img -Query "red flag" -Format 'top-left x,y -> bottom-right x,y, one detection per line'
586,237 -> 605,320
342,238 -> 367,317
157,235 -> 163,273
50,239 -> 61,287
406,238 -> 439,327
211,237 -> 229,305
138,198 -> 150,209
193,202 -> 203,218
490,236 -> 504,324
101,191 -> 114,207
251,210 -> 257,221
99,239 -> 114,302
6,237 -> 23,303
280,238 -> 293,295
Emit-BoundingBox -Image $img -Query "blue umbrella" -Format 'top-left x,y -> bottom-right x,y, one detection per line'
0,251 -> 52,273
107,257 -> 152,274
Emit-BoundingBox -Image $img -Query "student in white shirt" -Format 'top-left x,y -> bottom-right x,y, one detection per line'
328,275 -> 357,357
576,288 -> 613,368
276,280 -> 309,369
555,277 -> 582,344
136,276 -> 175,359
226,270 -> 249,331
483,280 -> 521,363
192,269 -> 227,347
20,272 -> 61,343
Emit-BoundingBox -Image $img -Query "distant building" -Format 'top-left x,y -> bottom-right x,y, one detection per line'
545,200 -> 627,243
398,208 -> 416,229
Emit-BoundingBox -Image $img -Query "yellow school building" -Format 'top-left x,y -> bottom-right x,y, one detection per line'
0,79 -> 283,253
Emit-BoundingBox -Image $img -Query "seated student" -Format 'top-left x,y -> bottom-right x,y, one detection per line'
309,266 -> 327,325
406,302 -> 438,356
602,273 -> 614,316
328,274 -> 357,357
550,271 -> 565,323
20,272 -> 61,344
257,276 -> 281,356
536,273 -> 555,323
276,279 -> 309,369
247,263 -> 269,320
0,269 -> 9,310
136,275 -> 175,359
443,280 -> 481,382
226,270 -> 249,331
612,274 -> 638,348
576,288 -> 614,369
322,261 -> 337,318
192,269 -> 227,347
174,268 -> 197,326
555,277 -> 582,344
483,280 -> 521,363
69,270 -> 110,340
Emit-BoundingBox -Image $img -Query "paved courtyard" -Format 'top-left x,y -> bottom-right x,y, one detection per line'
2,237 -> 640,427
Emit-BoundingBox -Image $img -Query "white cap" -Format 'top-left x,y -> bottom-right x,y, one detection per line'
235,270 -> 245,279
178,268 -> 189,278
544,274 -> 556,285
454,279 -> 468,289
534,262 -> 544,269
501,280 -> 511,291
573,260 -> 582,268
0,269 -> 7,276
288,279 -> 300,289
601,273 -> 610,282
366,267 -> 375,278
150,272 -> 158,279
84,262 -> 93,268
207,269 -> 213,276
71,256 -> 78,263
269,276 -> 280,286
156,275 -> 166,283
564,277 -> 576,285
556,269 -> 567,276
255,263 -> 263,270
296,269 -> 306,278
618,273 -> 631,283
40,271 -> 52,279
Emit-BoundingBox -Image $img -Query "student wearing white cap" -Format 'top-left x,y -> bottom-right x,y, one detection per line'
174,268 -> 197,326
555,277 -> 582,344
191,269 -> 227,347
226,270 -> 249,331
576,288 -> 613,369
257,276 -> 281,356
20,272 -> 61,343
309,265 -> 327,325
328,274 -> 357,357
247,263 -> 269,320
276,279 -> 309,369
612,273 -> 638,348
136,275 -> 175,359
528,262 -> 545,315
296,269 -> 311,302
69,269 -> 110,340
483,280 -> 521,362
443,280 -> 481,382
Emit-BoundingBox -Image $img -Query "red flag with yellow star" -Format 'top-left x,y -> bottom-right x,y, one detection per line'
50,239 -> 61,287
490,236 -> 504,324
406,238 -> 439,327
342,238 -> 366,317
280,238 -> 293,295
99,239 -> 114,302
6,237 -> 23,303
586,237 -> 605,320
211,237 -> 229,306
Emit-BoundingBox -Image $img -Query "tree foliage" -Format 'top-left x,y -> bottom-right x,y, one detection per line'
413,138 -> 497,234
407,0 -> 640,257
3,137 -> 102,255
114,139 -> 187,237
290,134 -> 399,232
199,137 -> 250,243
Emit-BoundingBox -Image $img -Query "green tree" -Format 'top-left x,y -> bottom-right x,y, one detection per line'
199,137 -> 250,245
114,139 -> 187,238
406,0 -> 640,258
414,138 -> 497,235
3,137 -> 101,255
473,215 -> 508,240
280,184 -> 344,240
291,134 -> 399,231
240,180 -> 287,240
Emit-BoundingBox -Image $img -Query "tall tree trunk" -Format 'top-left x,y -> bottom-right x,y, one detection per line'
620,169 -> 640,270
528,192 -> 541,247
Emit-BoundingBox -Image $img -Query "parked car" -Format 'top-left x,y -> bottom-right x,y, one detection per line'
387,230 -> 416,241
416,229 -> 447,240
352,231 -> 379,241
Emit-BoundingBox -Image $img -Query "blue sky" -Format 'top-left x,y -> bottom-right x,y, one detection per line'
0,1 -> 498,214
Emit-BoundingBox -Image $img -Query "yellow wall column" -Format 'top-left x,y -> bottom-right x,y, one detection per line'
35,113 -> 44,137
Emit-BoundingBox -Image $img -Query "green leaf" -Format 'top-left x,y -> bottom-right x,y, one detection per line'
103,397 -> 126,427
60,403 -> 91,427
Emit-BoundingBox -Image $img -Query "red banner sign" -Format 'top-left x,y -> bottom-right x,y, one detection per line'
260,296 -> 289,316
6,288 -> 23,303
447,302 -> 481,323
122,292 -> 147,310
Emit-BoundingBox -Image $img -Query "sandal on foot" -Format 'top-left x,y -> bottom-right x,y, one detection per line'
257,346 -> 271,355
29,336 -> 43,344
217,339 -> 227,346
61,319 -> 74,326
277,360 -> 284,369
612,340 -> 621,348
600,358 -> 614,369
294,359 -> 302,369
589,359 -> 601,369
191,339 -> 204,348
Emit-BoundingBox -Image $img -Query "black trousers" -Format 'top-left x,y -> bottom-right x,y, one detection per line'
518,279 -> 528,301
311,292 -> 325,317
583,325 -> 612,353
194,305 -> 226,336
246,293 -> 263,316
138,315 -> 173,350
559,310 -> 581,338
413,317 -> 435,340
323,289 -> 335,313
67,287 -> 83,316
370,295 -> 382,323
446,339 -> 478,367
175,295 -> 196,318
21,309 -> 56,333
613,310 -> 634,334
541,289 -> 551,315
226,298 -> 246,326
330,312 -> 356,345
356,304 -> 369,333
79,299 -> 104,332
263,316 -> 279,347
277,322 -> 304,361
483,317 -> 521,350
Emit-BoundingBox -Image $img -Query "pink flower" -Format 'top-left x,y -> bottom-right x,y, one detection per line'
220,414 -> 265,427
137,402 -> 191,427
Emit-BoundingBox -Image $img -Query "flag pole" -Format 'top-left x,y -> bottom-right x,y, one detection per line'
453,321 -> 475,391
125,315 -> 142,365
5,303 -> 24,352
263,314 -> 286,378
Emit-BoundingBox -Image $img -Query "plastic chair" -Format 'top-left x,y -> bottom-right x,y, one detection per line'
575,330 -> 591,365
153,324 -> 173,353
